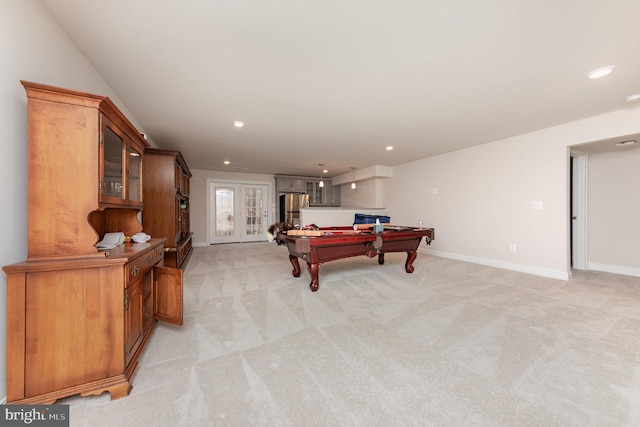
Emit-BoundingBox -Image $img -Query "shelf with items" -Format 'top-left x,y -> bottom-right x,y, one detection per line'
99,114 -> 144,207
143,148 -> 193,269
19,81 -> 148,259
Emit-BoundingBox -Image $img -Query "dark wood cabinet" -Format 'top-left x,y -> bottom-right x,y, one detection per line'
2,81 -> 184,405
142,148 -> 193,269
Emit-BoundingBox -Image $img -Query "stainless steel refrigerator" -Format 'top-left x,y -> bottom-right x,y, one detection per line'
279,193 -> 309,227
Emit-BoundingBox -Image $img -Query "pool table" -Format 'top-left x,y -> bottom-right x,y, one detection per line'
278,226 -> 434,291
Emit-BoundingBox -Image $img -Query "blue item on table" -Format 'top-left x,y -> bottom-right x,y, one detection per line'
354,213 -> 391,224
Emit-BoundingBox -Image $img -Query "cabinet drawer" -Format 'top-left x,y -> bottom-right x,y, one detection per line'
180,239 -> 192,258
125,252 -> 156,283
154,245 -> 164,265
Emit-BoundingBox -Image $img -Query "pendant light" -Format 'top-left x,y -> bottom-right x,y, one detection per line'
318,163 -> 324,188
350,166 -> 357,189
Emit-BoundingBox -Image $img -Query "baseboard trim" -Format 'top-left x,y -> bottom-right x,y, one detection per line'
587,262 -> 640,278
420,248 -> 570,281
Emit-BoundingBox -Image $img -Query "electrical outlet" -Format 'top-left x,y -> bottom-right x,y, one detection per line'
532,201 -> 542,209
509,243 -> 517,252
432,188 -> 438,194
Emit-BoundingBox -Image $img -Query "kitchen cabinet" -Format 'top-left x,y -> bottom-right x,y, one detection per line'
326,183 -> 341,206
276,177 -> 306,193
2,81 -> 184,404
306,180 -> 324,205
307,180 -> 341,207
276,175 -> 341,207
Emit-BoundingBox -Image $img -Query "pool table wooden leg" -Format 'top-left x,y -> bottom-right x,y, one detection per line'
307,262 -> 320,292
378,253 -> 385,265
405,250 -> 417,273
289,254 -> 301,277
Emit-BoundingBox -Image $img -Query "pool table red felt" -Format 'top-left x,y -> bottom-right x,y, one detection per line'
278,226 -> 434,291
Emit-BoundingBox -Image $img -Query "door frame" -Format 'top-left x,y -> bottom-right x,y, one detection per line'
206,178 -> 274,244
570,150 -> 588,271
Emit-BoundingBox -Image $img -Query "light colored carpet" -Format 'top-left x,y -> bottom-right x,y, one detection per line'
60,242 -> 640,426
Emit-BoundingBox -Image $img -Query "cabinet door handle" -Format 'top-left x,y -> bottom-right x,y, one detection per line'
131,266 -> 139,277
148,255 -> 154,264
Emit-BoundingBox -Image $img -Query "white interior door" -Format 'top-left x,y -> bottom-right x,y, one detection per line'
209,182 -> 269,244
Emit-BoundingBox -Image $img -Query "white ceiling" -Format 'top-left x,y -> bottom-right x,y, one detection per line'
39,0 -> 640,178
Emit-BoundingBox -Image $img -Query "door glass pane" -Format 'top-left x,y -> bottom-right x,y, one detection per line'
215,187 -> 235,237
103,126 -> 123,198
245,188 -> 264,236
127,145 -> 142,202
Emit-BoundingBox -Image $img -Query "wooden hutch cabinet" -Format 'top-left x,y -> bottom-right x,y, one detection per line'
142,148 -> 193,269
2,81 -> 184,404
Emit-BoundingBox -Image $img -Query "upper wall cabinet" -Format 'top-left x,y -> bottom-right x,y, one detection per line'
100,115 -> 143,206
275,175 -> 341,207
306,179 -> 340,207
21,80 -> 149,260
276,177 -> 306,193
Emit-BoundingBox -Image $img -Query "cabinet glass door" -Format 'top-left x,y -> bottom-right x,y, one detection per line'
307,181 -> 324,205
244,187 -> 265,239
102,124 -> 124,199
127,145 -> 142,202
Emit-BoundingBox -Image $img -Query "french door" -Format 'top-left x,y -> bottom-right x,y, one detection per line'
208,182 -> 269,244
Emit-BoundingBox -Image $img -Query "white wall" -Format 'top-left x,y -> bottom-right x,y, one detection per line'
339,178 -> 388,209
385,106 -> 640,280
0,0 -> 150,401
587,148 -> 640,275
3,0 -> 640,406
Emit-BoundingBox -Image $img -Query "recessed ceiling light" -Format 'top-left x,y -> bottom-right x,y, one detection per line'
233,121 -> 245,128
625,93 -> 640,103
586,65 -> 615,79
386,146 -> 394,151
224,160 -> 231,165
615,140 -> 637,147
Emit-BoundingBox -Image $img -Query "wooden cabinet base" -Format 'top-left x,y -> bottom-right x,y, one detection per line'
10,375 -> 133,405
3,240 -> 182,405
